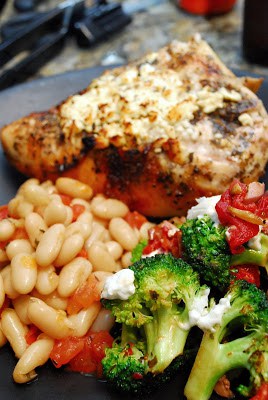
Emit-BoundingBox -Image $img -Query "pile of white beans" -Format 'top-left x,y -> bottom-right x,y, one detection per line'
0,177 -> 155,383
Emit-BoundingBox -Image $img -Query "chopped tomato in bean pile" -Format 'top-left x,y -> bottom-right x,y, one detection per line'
50,331 -> 114,376
124,211 -> 148,230
67,274 -> 102,315
25,325 -> 42,345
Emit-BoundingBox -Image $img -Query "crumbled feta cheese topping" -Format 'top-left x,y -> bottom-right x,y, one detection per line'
238,112 -> 254,127
186,195 -> 221,224
101,269 -> 135,300
59,42 -> 243,148
180,288 -> 231,332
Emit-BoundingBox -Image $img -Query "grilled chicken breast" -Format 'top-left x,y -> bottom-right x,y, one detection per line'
1,36 -> 268,217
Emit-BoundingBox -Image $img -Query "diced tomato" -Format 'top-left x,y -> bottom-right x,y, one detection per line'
76,247 -> 88,259
67,274 -> 101,315
71,204 -> 86,221
132,372 -> 144,380
215,180 -> 262,254
68,331 -> 114,375
90,331 -> 114,364
231,265 -> 260,287
142,221 -> 182,258
124,211 -> 148,230
25,325 -> 41,345
250,382 -> 268,400
12,227 -> 28,240
69,336 -> 96,374
50,336 -> 85,369
0,296 -> 10,316
0,205 -> 8,220
59,194 -> 72,206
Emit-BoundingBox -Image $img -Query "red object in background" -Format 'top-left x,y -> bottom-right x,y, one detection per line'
179,0 -> 237,15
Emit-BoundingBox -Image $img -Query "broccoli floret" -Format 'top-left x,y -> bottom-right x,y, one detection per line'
102,254 -> 207,375
102,343 -> 147,395
231,232 -> 268,274
131,239 -> 148,263
181,215 -> 232,291
184,280 -> 268,400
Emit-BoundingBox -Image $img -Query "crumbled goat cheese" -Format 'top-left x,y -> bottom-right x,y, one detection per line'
101,269 -> 135,300
180,288 -> 231,332
187,195 -> 221,225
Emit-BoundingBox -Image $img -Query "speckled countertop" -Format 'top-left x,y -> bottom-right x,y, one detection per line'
1,0 -> 268,82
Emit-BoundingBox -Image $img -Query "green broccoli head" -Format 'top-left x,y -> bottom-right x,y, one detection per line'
102,343 -> 147,395
102,254 -> 207,374
181,215 -> 232,291
231,232 -> 268,274
184,280 -> 268,400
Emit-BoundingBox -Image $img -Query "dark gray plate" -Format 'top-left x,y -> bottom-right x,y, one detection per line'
0,67 -> 267,400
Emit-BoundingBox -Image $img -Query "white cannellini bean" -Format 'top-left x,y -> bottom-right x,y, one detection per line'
16,201 -> 34,219
6,239 -> 34,260
23,184 -> 50,207
1,308 -> 28,358
0,321 -> 7,348
13,336 -> 54,384
11,253 -> 37,294
92,271 -> 113,292
12,295 -> 31,325
91,198 -> 129,219
58,257 -> 92,297
65,220 -> 92,240
31,290 -> 68,311
90,308 -> 115,332
63,206 -> 73,226
35,224 -> 65,267
109,218 -> 138,251
24,212 -> 47,248
43,200 -> 67,226
1,265 -> 19,299
18,179 -> 40,195
105,241 -> 123,260
68,302 -> 101,337
27,297 -> 72,339
84,222 -> 106,250
121,251 -> 133,269
56,178 -> 93,200
35,265 -> 59,295
88,242 -> 116,272
54,233 -> 84,267
0,219 -> 15,241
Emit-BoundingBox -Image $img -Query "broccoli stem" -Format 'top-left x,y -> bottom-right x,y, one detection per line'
231,233 -> 268,272
144,305 -> 189,374
184,330 -> 257,400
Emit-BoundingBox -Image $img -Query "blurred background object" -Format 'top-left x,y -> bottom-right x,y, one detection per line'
242,0 -> 268,66
179,0 -> 237,16
0,0 -> 268,88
